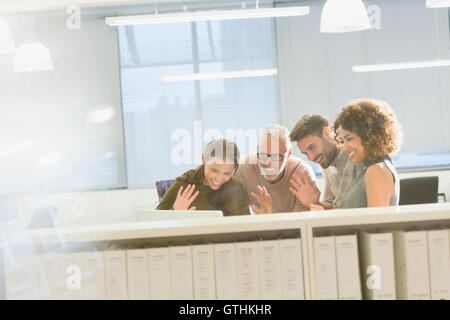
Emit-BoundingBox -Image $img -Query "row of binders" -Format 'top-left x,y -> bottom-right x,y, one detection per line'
314,229 -> 450,300
5,238 -> 305,300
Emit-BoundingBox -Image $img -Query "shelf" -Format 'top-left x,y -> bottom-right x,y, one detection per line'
303,203 -> 450,300
3,203 -> 450,300
5,203 -> 450,245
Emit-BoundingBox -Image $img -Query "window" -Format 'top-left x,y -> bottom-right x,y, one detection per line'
119,18 -> 279,187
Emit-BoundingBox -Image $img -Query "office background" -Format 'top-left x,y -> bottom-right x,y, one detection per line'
0,0 -> 449,225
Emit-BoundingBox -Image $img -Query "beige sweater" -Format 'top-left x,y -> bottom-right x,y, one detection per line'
236,153 -> 317,213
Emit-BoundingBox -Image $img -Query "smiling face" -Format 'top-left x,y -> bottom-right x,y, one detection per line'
337,127 -> 366,163
203,157 -> 235,190
297,128 -> 338,169
257,134 -> 291,182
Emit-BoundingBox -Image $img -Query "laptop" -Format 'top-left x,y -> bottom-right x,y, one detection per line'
135,206 -> 223,222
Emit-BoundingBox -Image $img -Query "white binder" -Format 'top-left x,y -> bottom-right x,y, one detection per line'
236,241 -> 260,300
279,238 -> 305,300
126,249 -> 150,300
359,231 -> 396,300
170,245 -> 194,299
148,247 -> 171,300
313,236 -> 338,300
214,243 -> 238,300
427,229 -> 450,300
104,250 -> 128,300
192,244 -> 216,300
258,240 -> 282,299
335,234 -> 362,300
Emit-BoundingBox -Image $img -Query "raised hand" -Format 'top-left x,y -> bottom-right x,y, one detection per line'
289,170 -> 320,208
172,184 -> 199,210
250,185 -> 273,214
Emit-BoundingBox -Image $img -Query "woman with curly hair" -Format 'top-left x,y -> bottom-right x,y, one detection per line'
333,98 -> 403,208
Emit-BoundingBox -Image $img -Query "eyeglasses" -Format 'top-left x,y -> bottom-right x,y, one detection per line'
257,151 -> 286,162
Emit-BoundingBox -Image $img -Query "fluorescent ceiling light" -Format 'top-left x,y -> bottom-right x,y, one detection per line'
352,60 -> 450,72
426,0 -> 450,8
161,68 -> 277,82
105,6 -> 309,26
320,0 -> 370,33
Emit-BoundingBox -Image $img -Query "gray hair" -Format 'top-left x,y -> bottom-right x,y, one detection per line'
258,124 -> 292,150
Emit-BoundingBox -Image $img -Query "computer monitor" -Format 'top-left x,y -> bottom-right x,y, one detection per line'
135,208 -> 224,222
399,176 -> 439,205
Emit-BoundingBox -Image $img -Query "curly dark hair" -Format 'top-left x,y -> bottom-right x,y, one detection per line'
289,114 -> 330,142
333,98 -> 403,162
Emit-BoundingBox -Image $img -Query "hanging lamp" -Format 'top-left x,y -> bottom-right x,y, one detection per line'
320,0 -> 370,33
14,41 -> 53,72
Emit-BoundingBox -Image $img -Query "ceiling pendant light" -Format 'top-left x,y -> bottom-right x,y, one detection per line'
0,18 -> 15,54
320,0 -> 370,33
14,41 -> 53,72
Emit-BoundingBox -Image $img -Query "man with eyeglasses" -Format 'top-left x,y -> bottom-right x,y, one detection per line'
236,124 -> 318,214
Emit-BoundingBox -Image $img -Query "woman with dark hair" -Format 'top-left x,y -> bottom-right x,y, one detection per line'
333,98 -> 403,208
157,138 -> 250,216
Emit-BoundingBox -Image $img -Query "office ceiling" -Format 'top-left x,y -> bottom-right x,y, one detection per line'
0,1 -> 164,13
